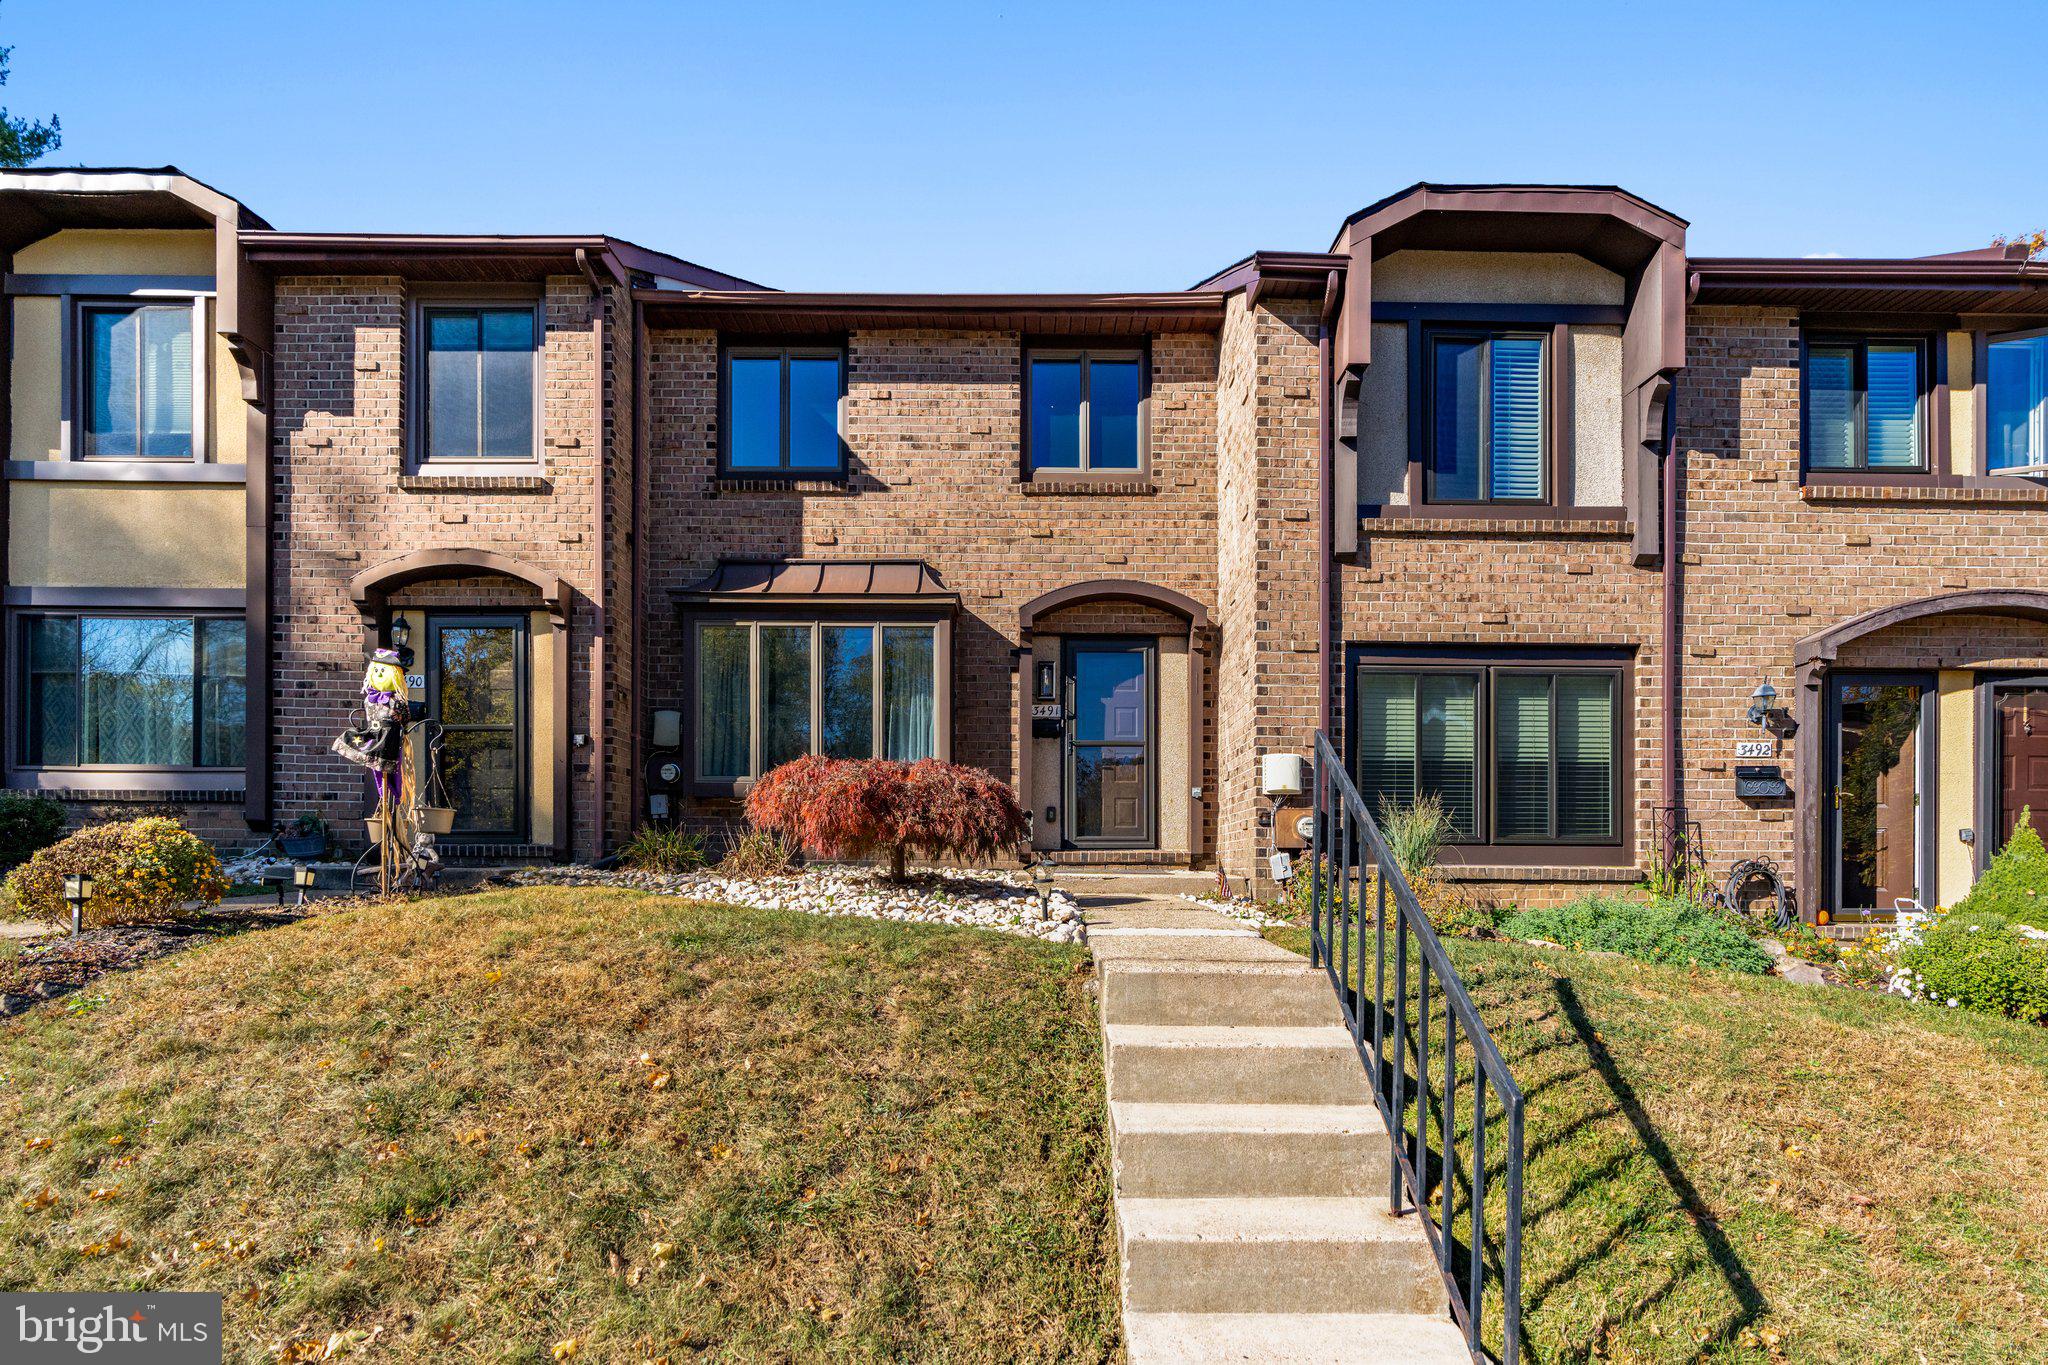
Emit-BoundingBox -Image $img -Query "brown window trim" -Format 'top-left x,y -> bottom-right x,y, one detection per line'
680,606 -> 953,799
406,285 -> 545,474
716,337 -> 849,479
1405,319 -> 1574,511
1797,329 -> 1940,480
1344,644 -> 1634,868
1021,336 -> 1151,483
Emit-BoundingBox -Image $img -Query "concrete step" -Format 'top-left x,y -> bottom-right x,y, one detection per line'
1102,960 -> 1337,1027
1123,1311 -> 1471,1364
1105,1024 -> 1370,1105
1122,1309 -> 1474,1365
1118,1196 -> 1446,1316
1111,1102 -> 1390,1198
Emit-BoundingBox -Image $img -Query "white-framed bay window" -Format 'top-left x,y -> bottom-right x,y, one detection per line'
688,616 -> 952,792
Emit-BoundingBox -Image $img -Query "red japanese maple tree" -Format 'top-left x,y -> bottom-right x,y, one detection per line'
744,756 -> 1028,881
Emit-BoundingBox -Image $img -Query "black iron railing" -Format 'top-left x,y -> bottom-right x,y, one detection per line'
1308,730 -> 1525,1365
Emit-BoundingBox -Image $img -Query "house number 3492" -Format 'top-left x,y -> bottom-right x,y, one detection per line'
1734,739 -> 1774,758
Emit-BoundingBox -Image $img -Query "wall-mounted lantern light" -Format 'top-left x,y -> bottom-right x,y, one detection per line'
388,618 -> 412,652
1746,681 -> 1777,729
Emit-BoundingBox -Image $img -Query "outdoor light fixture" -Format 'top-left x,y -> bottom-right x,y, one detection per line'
389,618 -> 411,651
61,872 -> 94,938
292,861 -> 318,906
1029,857 -> 1054,920
1746,681 -> 1779,730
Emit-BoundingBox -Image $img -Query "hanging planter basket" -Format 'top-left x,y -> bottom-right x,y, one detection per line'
420,806 -> 457,835
416,727 -> 458,837
363,813 -> 387,848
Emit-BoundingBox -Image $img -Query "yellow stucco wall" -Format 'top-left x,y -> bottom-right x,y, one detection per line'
7,484 -> 244,588
9,295 -> 59,460
1936,670 -> 1976,907
1948,332 -> 1976,477
13,228 -> 214,275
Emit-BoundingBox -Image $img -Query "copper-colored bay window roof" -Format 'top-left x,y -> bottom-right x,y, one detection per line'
677,560 -> 958,610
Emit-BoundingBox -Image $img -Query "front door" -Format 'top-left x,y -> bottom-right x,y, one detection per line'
1827,675 -> 1930,916
1065,640 -> 1153,848
426,615 -> 528,839
1995,685 -> 2048,852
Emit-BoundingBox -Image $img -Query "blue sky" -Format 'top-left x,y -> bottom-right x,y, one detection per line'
6,1 -> 2041,290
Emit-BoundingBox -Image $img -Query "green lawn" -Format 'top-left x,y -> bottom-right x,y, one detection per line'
0,888 -> 1118,1362
1266,925 -> 2048,1363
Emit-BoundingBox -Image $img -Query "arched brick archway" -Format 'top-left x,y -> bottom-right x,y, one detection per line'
1017,579 -> 1212,861
1792,589 -> 2048,919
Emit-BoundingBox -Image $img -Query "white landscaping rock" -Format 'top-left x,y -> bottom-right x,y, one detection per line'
509,863 -> 1087,946
1178,892 -> 1292,929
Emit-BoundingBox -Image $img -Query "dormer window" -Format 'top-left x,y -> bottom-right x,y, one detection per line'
1427,331 -> 1546,503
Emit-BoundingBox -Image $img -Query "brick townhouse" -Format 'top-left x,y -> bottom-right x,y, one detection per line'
3,167 -> 2043,920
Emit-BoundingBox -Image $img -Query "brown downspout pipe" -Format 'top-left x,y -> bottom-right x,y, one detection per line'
1659,384 -> 1681,848
1317,269 -> 1343,739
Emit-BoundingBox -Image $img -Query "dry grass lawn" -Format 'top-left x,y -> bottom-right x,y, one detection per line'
0,887 -> 1118,1362
1266,925 -> 2048,1363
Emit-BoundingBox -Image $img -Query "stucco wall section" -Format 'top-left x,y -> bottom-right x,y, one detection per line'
13,229 -> 214,276
1356,321 -> 1408,506
7,483 -> 244,588
1572,325 -> 1623,505
9,295 -> 59,459
1936,670 -> 1975,906
1372,250 -> 1623,306
1948,332 -> 1977,477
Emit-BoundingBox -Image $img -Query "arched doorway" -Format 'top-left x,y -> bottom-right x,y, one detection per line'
1017,580 -> 1210,861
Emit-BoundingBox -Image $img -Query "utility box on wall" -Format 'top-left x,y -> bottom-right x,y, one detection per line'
1261,753 -> 1307,797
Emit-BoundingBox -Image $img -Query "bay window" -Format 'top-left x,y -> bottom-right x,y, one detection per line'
18,615 -> 245,769
1988,332 -> 2048,474
1351,654 -> 1624,851
694,619 -> 943,785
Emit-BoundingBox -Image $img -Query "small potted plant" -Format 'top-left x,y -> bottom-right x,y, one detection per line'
280,812 -> 330,860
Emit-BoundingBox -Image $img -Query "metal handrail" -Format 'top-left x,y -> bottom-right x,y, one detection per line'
1308,729 -> 1526,1364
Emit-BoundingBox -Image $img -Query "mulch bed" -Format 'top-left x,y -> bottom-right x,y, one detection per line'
0,908 -> 312,1018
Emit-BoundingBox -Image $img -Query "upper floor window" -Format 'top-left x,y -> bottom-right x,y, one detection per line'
18,614 -> 244,769
422,304 -> 540,463
1988,332 -> 2048,474
723,346 -> 844,473
81,301 -> 196,459
1427,331 -> 1546,502
1804,336 -> 1926,472
1027,349 -> 1143,473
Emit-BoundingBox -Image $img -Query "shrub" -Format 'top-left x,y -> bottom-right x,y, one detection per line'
0,792 -> 66,872
718,828 -> 797,877
745,756 -> 1028,881
1502,894 -> 1775,975
619,825 -> 706,874
4,817 -> 229,929
1898,911 -> 2048,1023
1952,812 -> 2048,930
1378,794 -> 1450,881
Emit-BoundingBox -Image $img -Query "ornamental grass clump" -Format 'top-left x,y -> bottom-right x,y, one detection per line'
1502,893 -> 1774,974
4,817 -> 229,929
745,756 -> 1029,882
618,824 -> 707,874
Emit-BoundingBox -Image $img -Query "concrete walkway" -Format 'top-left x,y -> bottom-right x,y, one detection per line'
1069,872 -> 1468,1364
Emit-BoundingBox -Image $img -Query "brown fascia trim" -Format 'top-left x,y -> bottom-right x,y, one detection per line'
1188,251 -> 1350,296
1690,256 -> 2046,293
1331,182 -> 1689,252
634,288 -> 1226,332
241,233 -> 766,290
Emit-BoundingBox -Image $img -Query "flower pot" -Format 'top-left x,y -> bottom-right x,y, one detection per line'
363,815 -> 386,848
420,806 -> 457,835
280,834 -> 328,860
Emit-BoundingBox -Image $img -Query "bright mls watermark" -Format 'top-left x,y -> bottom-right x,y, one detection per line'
2,1295 -> 220,1362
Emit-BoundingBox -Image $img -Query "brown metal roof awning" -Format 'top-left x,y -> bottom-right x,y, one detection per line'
677,559 -> 959,611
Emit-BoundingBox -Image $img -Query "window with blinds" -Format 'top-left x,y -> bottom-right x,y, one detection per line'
81,302 -> 197,459
1352,662 -> 1620,848
1804,336 -> 1926,472
1428,331 -> 1546,503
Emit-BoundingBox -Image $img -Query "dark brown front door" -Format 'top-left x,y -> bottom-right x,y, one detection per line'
1065,640 -> 1153,848
1997,687 -> 2048,850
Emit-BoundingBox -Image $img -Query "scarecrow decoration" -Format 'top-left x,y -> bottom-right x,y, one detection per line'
331,636 -> 454,894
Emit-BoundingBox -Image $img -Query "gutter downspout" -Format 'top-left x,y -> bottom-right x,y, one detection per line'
1659,384 -> 1681,843
1317,269 -> 1342,739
